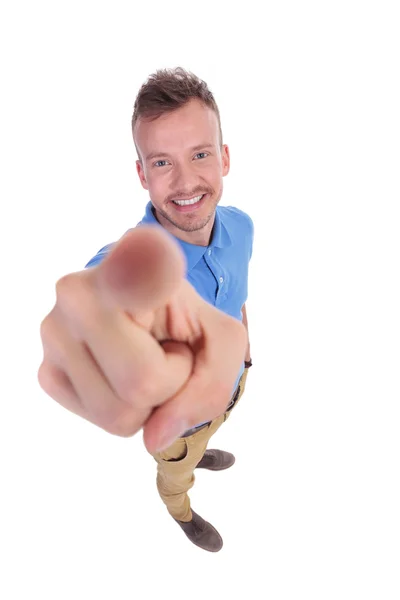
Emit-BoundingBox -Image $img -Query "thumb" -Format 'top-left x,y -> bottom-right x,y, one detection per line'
87,225 -> 187,315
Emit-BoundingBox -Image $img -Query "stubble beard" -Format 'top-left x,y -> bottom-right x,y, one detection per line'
158,188 -> 222,233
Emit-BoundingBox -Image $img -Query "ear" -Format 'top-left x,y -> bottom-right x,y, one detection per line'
221,144 -> 230,177
136,160 -> 149,190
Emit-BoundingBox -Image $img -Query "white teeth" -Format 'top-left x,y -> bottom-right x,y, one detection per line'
173,194 -> 203,206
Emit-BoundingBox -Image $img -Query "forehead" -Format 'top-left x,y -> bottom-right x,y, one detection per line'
134,99 -> 219,155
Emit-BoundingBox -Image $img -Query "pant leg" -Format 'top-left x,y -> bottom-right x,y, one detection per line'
150,367 -> 250,522
151,413 -> 226,522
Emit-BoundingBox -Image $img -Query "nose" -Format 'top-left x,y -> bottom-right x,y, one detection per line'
170,160 -> 199,193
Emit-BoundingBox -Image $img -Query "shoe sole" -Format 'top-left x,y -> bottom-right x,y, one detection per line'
196,460 -> 235,471
183,530 -> 223,552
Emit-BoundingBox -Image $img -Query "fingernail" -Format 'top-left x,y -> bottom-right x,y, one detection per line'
156,420 -> 188,452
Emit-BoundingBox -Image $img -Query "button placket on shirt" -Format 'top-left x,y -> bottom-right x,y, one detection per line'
205,247 -> 227,303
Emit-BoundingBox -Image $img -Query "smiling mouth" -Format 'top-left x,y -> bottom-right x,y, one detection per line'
171,194 -> 205,206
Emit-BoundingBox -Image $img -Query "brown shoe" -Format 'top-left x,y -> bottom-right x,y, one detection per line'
174,510 -> 223,552
196,449 -> 235,471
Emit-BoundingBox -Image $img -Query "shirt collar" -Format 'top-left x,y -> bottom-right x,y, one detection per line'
132,201 -> 232,273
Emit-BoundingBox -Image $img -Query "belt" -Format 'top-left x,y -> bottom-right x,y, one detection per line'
226,383 -> 241,412
181,383 -> 241,438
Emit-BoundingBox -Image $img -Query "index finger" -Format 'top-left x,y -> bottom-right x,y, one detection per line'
85,226 -> 187,316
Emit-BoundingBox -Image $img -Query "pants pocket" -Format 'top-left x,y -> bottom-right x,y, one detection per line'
160,438 -> 189,463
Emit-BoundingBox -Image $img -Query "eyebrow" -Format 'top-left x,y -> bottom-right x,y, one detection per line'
145,143 -> 214,162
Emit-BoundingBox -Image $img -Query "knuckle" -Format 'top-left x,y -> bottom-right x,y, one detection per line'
88,376 -> 155,433
124,376 -> 156,407
56,274 -> 85,309
39,313 -> 53,342
117,363 -> 162,407
92,404 -> 123,431
37,360 -> 63,401
105,417 -> 138,438
105,423 -> 130,437
55,274 -> 98,329
55,275 -> 83,317
55,273 -> 77,302
37,361 -> 51,393
100,408 -> 142,438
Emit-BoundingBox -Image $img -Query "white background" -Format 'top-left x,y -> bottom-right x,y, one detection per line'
1,1 -> 399,598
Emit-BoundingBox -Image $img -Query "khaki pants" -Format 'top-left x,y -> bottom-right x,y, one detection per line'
149,368 -> 249,522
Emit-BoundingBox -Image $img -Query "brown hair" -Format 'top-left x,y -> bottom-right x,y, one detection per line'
132,67 -> 223,158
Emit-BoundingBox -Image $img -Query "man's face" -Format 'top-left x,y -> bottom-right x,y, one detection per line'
134,99 -> 230,236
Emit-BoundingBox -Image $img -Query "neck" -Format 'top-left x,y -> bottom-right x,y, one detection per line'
153,209 -> 215,247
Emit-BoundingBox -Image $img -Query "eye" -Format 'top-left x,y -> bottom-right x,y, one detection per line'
154,160 -> 169,167
194,152 -> 209,160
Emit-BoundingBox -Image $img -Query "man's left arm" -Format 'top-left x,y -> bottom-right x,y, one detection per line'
241,303 -> 252,367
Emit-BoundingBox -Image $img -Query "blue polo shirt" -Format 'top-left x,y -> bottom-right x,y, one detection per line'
85,201 -> 254,424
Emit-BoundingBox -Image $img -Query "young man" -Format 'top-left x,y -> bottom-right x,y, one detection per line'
41,68 -> 254,553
